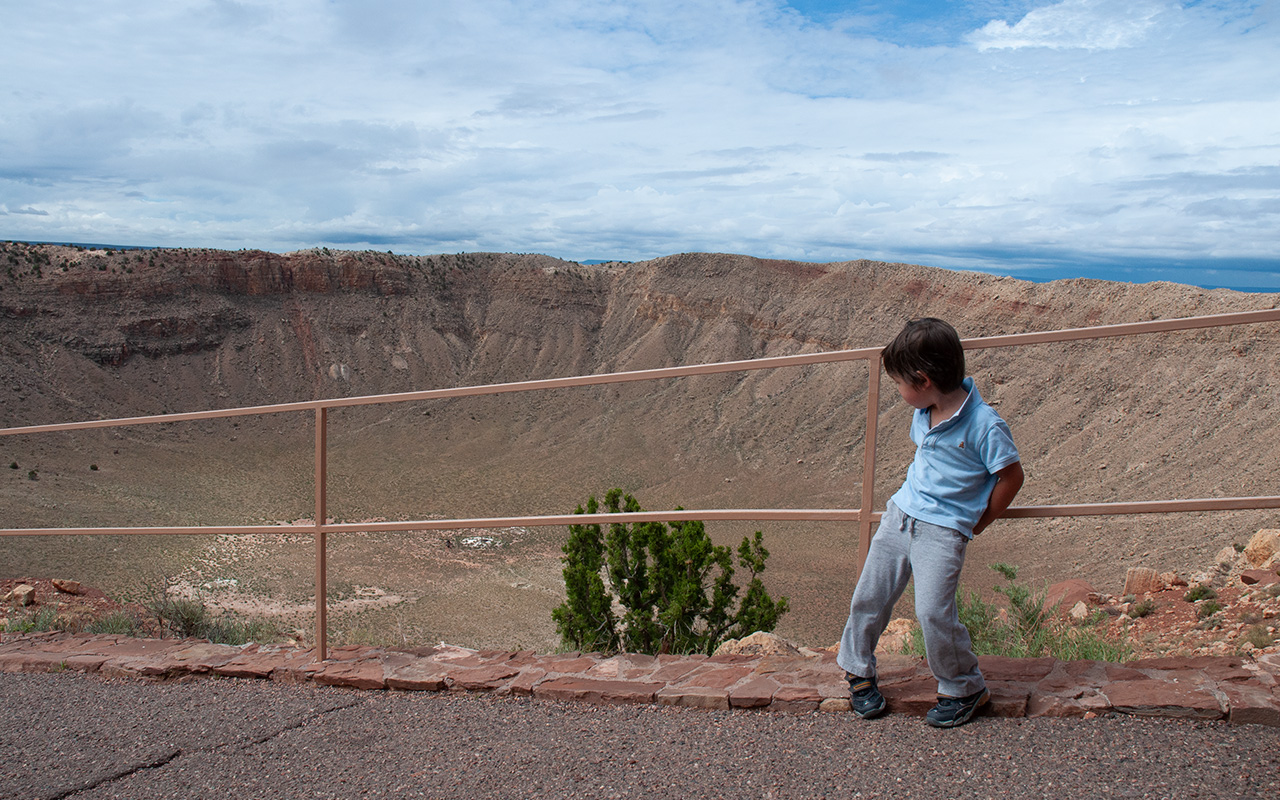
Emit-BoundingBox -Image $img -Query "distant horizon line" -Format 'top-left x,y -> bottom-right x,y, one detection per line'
4,238 -> 1277,294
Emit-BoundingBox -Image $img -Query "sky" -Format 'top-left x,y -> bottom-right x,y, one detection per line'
2,1 -> 1278,290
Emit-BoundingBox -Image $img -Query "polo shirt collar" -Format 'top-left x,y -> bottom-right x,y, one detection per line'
930,376 -> 979,431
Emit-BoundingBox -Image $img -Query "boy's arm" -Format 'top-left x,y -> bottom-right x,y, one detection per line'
972,461 -> 1024,536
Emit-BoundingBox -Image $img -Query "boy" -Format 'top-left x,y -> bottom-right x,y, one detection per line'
838,318 -> 1024,728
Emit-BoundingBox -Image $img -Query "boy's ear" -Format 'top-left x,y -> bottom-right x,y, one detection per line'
913,371 -> 932,388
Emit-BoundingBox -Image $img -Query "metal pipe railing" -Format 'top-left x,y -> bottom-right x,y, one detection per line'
2,307 -> 1278,661
314,407 -> 328,662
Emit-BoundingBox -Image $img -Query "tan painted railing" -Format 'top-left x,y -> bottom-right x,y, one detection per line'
3,308 -> 1280,660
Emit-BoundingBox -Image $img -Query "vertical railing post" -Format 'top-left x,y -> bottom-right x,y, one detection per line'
314,406 -> 328,662
856,352 -> 882,581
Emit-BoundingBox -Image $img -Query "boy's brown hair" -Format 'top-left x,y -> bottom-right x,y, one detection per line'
882,318 -> 966,393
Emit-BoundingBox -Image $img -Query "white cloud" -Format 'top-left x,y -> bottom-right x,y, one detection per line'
0,1 -> 1276,288
967,0 -> 1170,51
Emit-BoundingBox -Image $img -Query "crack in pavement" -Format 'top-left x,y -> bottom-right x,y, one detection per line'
47,749 -> 184,800
47,697 -> 368,800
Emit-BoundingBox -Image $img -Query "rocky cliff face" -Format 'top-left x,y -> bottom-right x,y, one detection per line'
2,241 -> 1277,641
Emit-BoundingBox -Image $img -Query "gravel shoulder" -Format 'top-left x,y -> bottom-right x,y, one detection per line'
4,671 -> 1277,800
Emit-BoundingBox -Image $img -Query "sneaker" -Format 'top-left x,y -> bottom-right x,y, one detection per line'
925,688 -> 990,728
846,673 -> 887,719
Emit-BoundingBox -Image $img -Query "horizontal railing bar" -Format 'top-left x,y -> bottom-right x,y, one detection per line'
1006,496 -> 1280,517
4,308 -> 1276,438
2,495 -> 1277,537
0,402 -> 325,436
0,524 -> 315,537
965,308 -> 1280,350
0,346 -> 882,437
320,509 -> 868,531
0,510 -> 868,537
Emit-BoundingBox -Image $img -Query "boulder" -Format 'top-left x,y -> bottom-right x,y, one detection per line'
52,579 -> 83,595
1214,547 -> 1239,569
875,618 -> 916,655
1046,579 -> 1096,611
1240,569 -> 1280,587
1123,567 -> 1162,596
8,584 -> 36,607
1245,529 -> 1280,569
1069,601 -> 1089,621
1159,572 -> 1187,588
713,631 -> 800,658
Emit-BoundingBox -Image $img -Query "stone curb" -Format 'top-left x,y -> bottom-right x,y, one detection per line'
2,633 -> 1278,727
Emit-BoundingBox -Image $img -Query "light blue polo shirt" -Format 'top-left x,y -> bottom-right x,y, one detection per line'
889,377 -> 1020,538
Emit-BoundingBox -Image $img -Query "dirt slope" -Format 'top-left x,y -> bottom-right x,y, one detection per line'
1,242 -> 1276,649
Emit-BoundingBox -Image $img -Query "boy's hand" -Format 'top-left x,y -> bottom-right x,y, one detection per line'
973,461 -> 1024,536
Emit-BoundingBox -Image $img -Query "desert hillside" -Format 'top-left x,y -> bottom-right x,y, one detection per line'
1,242 -> 1276,649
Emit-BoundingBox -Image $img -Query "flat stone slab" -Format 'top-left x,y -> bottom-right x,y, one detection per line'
314,659 -> 386,690
448,663 -> 521,691
163,641 -> 243,673
1220,684 -> 1280,727
656,685 -> 730,710
534,676 -> 663,705
771,684 -> 822,713
2,632 -> 1278,726
381,652 -> 449,691
1104,679 -> 1225,720
213,649 -> 289,680
729,675 -> 779,708
677,665 -> 752,690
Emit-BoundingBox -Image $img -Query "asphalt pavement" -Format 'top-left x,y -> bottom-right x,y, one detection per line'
3,670 -> 1278,800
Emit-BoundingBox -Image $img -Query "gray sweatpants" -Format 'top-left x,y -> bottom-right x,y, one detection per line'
836,501 -> 985,698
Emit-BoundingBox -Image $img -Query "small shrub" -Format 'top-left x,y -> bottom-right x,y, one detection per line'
553,488 -> 788,655
1233,542 -> 1246,553
1131,598 -> 1156,618
8,462 -> 16,469
148,596 -> 211,638
1196,600 -> 1223,620
89,464 -> 98,471
1184,585 -> 1217,602
26,469 -> 37,481
1245,625 -> 1274,650
990,563 -> 1055,654
136,575 -> 278,645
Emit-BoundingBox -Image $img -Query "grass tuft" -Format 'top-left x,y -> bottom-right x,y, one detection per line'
3,605 -> 61,634
136,575 -> 281,645
86,610 -> 142,635
903,564 -> 1132,662
1245,625 -> 1274,650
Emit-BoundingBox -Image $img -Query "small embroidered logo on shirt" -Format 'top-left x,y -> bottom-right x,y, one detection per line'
958,441 -> 965,448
